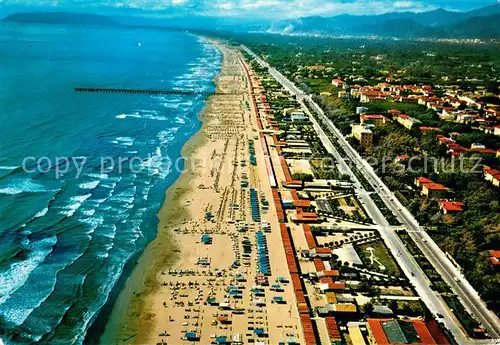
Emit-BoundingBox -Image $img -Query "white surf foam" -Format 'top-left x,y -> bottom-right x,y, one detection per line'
59,194 -> 91,217
0,179 -> 51,195
79,180 -> 100,190
0,236 -> 57,305
34,207 -> 49,218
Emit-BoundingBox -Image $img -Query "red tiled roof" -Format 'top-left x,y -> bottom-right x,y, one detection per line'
362,91 -> 385,97
293,199 -> 311,208
320,277 -> 334,284
489,257 -> 500,266
485,169 -> 500,178
419,126 -> 441,131
303,224 -> 316,249
438,137 -> 454,143
368,319 -> 390,345
416,177 -> 432,184
368,319 -> 439,345
297,208 -> 318,219
490,250 -> 500,259
438,200 -> 465,212
322,270 -> 340,277
328,282 -> 346,290
423,183 -> 448,191
361,114 -> 385,120
313,258 -> 325,272
325,317 -> 342,341
413,320 -> 439,345
472,148 -> 496,154
314,247 -> 332,254
426,320 -> 450,345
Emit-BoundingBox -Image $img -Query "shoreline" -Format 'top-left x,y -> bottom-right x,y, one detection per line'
99,39 -> 306,345
97,39 -> 224,345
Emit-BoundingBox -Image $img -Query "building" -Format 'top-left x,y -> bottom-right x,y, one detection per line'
494,125 -> 500,137
372,305 -> 394,317
291,113 -> 309,122
352,124 -> 373,150
338,90 -> 350,98
396,114 -> 419,130
488,250 -> 500,268
332,79 -> 346,88
438,200 -> 465,214
415,177 -> 448,198
349,325 -> 368,345
395,154 -> 409,163
455,112 -> 478,124
367,319 -> 438,345
484,168 -> 500,187
415,177 -> 432,188
326,317 -> 342,345
311,247 -> 333,258
360,114 -> 390,127
360,92 -> 386,103
422,183 -> 448,198
387,109 -> 401,118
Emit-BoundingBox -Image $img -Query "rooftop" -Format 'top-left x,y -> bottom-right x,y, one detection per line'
438,200 -> 465,212
423,183 -> 448,191
368,319 -> 438,345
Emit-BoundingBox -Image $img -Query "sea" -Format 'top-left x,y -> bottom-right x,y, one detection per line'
0,22 -> 221,344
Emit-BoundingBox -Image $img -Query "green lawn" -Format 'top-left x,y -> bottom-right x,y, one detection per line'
357,241 -> 401,277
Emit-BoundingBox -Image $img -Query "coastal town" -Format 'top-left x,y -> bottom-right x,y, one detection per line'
1,4 -> 500,345
108,40 -> 500,345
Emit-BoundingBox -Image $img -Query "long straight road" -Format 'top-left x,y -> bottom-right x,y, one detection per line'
307,98 -> 500,342
242,45 -> 500,344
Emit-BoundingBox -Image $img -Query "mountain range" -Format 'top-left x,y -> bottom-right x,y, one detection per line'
2,4 -> 500,39
262,4 -> 500,38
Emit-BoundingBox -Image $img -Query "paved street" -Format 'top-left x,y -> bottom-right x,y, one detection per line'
242,45 -> 500,344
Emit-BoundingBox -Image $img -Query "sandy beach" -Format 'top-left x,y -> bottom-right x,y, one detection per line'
100,42 -> 303,345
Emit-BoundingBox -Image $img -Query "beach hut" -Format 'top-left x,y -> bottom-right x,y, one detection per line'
201,234 -> 212,245
254,328 -> 268,338
231,333 -> 243,344
215,336 -> 229,345
235,274 -> 246,282
206,297 -> 218,306
272,296 -> 286,304
184,332 -> 200,341
218,316 -> 232,324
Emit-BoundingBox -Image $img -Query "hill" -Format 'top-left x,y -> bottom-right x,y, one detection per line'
2,12 -> 119,26
265,4 -> 500,38
447,13 -> 500,39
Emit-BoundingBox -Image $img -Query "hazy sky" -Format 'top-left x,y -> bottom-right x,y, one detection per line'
0,0 -> 497,18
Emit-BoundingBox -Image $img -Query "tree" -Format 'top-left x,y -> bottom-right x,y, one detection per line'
388,300 -> 399,314
362,302 -> 374,315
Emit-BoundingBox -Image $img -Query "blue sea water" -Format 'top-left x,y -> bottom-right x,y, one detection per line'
0,22 -> 221,344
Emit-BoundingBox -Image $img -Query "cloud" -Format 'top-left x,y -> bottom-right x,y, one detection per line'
394,1 -> 416,8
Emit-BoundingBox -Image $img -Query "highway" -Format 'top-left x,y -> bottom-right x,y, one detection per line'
242,45 -> 500,344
